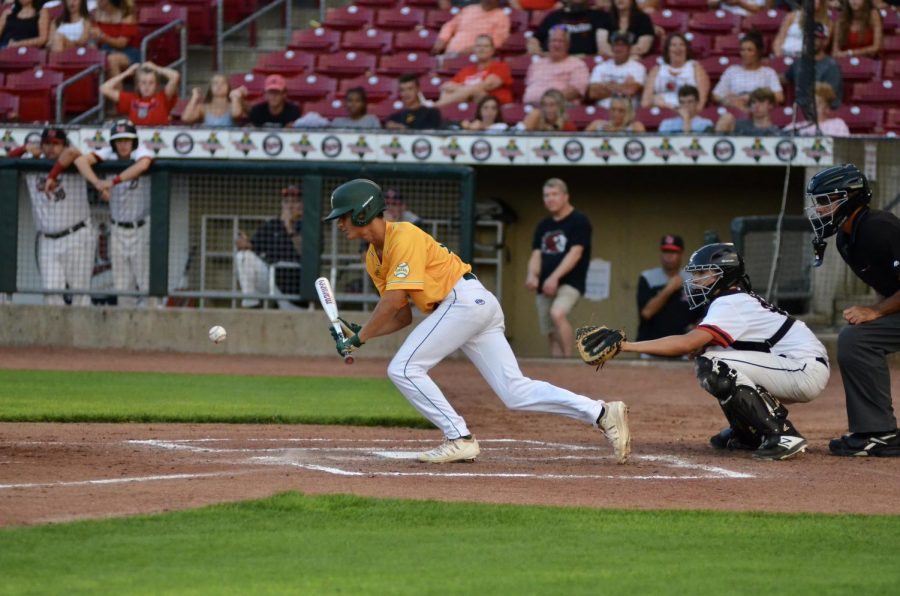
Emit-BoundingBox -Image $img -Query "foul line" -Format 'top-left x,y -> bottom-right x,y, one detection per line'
0,470 -> 261,491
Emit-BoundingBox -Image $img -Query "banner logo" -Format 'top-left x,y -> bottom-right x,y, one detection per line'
263,134 -> 284,157
470,139 -> 492,161
563,140 -> 584,163
439,137 -> 464,161
624,139 -> 645,162
713,139 -> 735,162
173,133 -> 194,155
412,138 -> 432,160
591,139 -> 618,162
321,135 -> 342,158
201,132 -> 224,156
381,137 -> 406,160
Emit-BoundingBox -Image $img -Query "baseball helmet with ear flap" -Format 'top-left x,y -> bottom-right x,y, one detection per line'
109,119 -> 139,150
323,179 -> 386,227
683,243 -> 750,309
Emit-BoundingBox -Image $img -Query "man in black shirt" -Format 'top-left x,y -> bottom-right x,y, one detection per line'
248,74 -> 302,128
806,163 -> 900,457
235,185 -> 304,309
636,234 -> 701,344
529,0 -> 612,56
386,74 -> 443,131
525,178 -> 592,357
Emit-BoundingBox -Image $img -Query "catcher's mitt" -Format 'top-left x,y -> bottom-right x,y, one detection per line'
575,326 -> 626,369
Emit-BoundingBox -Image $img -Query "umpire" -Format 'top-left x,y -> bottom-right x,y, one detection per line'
806,164 -> 900,457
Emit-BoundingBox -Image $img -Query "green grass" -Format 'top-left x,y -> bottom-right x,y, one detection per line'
0,369 -> 429,427
0,493 -> 898,595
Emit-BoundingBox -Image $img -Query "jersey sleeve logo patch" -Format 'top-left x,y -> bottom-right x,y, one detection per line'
393,262 -> 410,279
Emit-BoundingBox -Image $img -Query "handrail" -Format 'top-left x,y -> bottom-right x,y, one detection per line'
216,0 -> 293,71
55,64 -> 105,124
141,18 -> 188,97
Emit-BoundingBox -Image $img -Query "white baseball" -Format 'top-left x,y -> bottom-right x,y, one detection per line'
208,325 -> 227,344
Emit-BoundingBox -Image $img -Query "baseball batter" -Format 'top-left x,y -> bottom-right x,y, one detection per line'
75,120 -> 154,308
324,179 -> 631,464
11,128 -> 95,306
617,243 -> 829,460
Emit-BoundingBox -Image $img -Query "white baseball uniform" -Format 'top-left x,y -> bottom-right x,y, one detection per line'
92,146 -> 153,307
24,159 -> 95,306
698,291 -> 829,403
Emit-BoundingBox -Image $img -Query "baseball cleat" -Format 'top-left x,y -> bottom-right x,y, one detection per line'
752,434 -> 807,460
598,401 -> 631,464
829,431 -> 900,457
417,436 -> 480,464
709,427 -> 758,451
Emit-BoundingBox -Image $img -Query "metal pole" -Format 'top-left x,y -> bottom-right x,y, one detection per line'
216,0 -> 224,72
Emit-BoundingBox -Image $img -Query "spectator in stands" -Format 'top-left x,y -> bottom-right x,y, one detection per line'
642,33 -> 710,110
784,23 -> 844,108
833,0 -> 883,58
712,31 -> 784,111
181,74 -> 245,127
708,0 -> 765,17
715,86 -> 782,135
523,27 -> 589,105
522,88 -> 578,131
585,94 -> 647,132
330,87 -> 382,129
437,35 -> 513,107
636,0 -> 660,11
588,31 -> 646,109
636,234 -> 701,345
101,61 -> 180,127
91,0 -> 139,77
48,0 -> 90,52
461,95 -> 509,131
773,0 -> 829,58
235,185 -> 304,310
383,189 -> 424,226
433,0 -> 510,56
528,0 -> 612,57
386,74 -> 443,130
0,0 -> 50,48
246,74 -> 301,128
658,85 -> 714,133
784,82 -> 851,136
597,0 -> 656,58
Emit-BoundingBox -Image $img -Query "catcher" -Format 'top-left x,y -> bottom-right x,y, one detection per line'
576,243 -> 829,461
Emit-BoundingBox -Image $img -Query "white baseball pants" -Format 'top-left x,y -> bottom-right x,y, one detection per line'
387,277 -> 605,439
111,220 -> 150,308
39,223 -> 95,307
702,348 -> 830,404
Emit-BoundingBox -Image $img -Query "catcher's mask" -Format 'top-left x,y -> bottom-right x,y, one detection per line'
323,178 -> 386,227
683,243 -> 749,310
804,163 -> 871,267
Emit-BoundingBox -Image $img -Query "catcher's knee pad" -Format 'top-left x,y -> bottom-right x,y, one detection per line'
720,385 -> 796,438
695,357 -> 737,401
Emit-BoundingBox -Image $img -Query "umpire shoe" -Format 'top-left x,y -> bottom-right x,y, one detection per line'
752,434 -> 807,461
709,427 -> 758,451
598,401 -> 631,464
417,436 -> 480,464
829,431 -> 900,457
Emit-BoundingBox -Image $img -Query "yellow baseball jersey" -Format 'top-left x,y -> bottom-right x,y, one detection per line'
366,222 -> 472,313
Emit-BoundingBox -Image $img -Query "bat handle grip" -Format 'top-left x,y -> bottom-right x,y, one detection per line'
343,353 -> 354,365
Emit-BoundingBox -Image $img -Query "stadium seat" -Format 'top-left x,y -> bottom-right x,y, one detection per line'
222,0 -> 257,24
338,74 -> 398,102
139,3 -> 188,67
3,69 -> 63,122
713,34 -> 745,56
741,8 -> 787,33
636,106 -> 677,131
499,31 -> 529,56
700,55 -> 735,81
289,28 -> 341,54
851,80 -> 900,109
837,56 -> 881,82
769,106 -> 797,128
375,7 -> 426,31
169,97 -> 189,122
252,51 -> 315,77
882,36 -> 900,56
303,97 -> 351,120
437,52 -> 477,77
503,7 -> 530,33
700,105 -> 741,123
641,55 -> 663,72
355,0 -> 398,7
317,51 -> 378,79
885,108 -> 900,134
652,9 -> 690,33
766,56 -> 795,76
228,72 -> 267,102
688,10 -> 741,34
378,52 -> 437,77
438,101 -> 477,124
285,74 -> 338,103
506,53 -> 540,78
884,59 -> 900,81
0,47 -> 46,75
833,104 -> 883,134
342,29 -> 394,53
322,5 -> 375,31
582,55 -> 604,75
0,90 -> 18,121
500,102 -> 528,125
47,47 -> 105,114
44,2 -> 63,21
394,29 -> 439,52
407,0 -> 439,7
568,105 -> 606,130
169,0 -> 215,45
663,0 -> 709,12
683,32 -> 712,59
369,98 -> 404,119
418,73 -> 445,100
424,9 -> 454,30
881,8 -> 900,33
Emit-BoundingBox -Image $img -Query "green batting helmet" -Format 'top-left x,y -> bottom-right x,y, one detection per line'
323,179 -> 386,226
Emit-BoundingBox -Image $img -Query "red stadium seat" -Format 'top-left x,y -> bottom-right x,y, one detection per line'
44,2 -> 63,21
499,31 -> 529,56
169,0 -> 215,45
338,74 -> 398,102
139,3 -> 188,67
700,55 -> 735,81
836,56 -> 881,82
636,106 -> 677,131
303,97 -> 352,120
0,47 -> 46,75
375,7 -> 426,31
252,50 -> 316,77
503,7 -> 529,33
437,52 -> 477,76
882,36 -> 900,56
700,105 -> 741,123
664,0 -> 709,11
688,10 -> 741,34
341,29 -> 394,53
407,0 -> 439,7
582,54 -> 604,75
885,108 -> 900,134
568,105 -> 606,130
378,52 -> 437,77
766,56 -> 795,76
169,97 -> 189,122
418,73 -> 445,100
741,8 -> 787,33
713,34 -> 749,56
851,80 -> 900,109
505,53 -> 540,78
769,106 -> 797,128
369,98 -> 404,119
323,5 -> 375,31
317,51 -> 378,79
424,9 -> 454,30
394,29 -> 439,52
47,47 -> 105,114
3,69 -> 63,122
438,100 -> 477,123
289,28 -> 341,54
0,90 -> 19,121
652,9 -> 690,33
683,32 -> 712,59
884,59 -> 900,80
500,102 -> 528,124
833,104 -> 883,134
641,55 -> 663,72
285,74 -> 339,103
881,8 -> 900,33
228,72 -> 267,102
355,0 -> 398,7
223,0 -> 257,24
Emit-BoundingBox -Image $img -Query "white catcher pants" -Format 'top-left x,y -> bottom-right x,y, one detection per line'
40,222 -> 95,307
387,277 -> 605,439
702,348 -> 830,404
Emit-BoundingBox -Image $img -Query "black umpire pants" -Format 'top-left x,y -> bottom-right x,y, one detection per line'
837,311 -> 900,433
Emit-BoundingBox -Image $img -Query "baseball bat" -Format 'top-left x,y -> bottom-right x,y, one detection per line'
314,276 -> 354,364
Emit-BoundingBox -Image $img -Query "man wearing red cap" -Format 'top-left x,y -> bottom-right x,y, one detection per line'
248,74 -> 301,128
636,234 -> 701,343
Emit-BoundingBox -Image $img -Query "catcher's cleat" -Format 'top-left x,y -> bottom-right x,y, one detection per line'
598,401 -> 631,464
828,431 -> 900,457
709,427 -> 759,451
417,436 -> 480,464
752,434 -> 807,460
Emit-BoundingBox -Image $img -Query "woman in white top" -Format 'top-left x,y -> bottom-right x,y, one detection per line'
642,33 -> 710,110
712,31 -> 783,111
773,0 -> 829,58
49,0 -> 90,51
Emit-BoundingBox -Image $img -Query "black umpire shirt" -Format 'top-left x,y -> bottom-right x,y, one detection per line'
387,106 -> 443,130
636,268 -> 702,341
251,218 -> 302,294
836,208 -> 900,298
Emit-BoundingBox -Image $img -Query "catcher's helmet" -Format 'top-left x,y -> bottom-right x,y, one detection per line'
805,163 -> 871,243
683,243 -> 749,309
323,179 -> 385,227
109,119 -> 138,150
